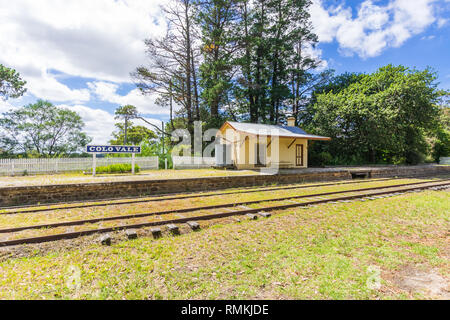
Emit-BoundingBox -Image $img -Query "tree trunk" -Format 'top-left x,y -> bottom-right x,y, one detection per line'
184,1 -> 193,131
191,48 -> 200,121
169,80 -> 174,130
242,1 -> 256,122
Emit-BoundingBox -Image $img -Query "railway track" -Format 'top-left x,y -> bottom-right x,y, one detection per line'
0,178 -> 448,248
0,175 -> 444,215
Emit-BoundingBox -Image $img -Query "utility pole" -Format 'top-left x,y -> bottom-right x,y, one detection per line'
124,117 -> 128,145
161,121 -> 165,155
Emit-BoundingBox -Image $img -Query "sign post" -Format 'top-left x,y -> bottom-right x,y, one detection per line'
93,153 -> 97,177
86,145 -> 142,177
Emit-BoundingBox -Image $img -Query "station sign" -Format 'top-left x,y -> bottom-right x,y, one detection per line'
86,145 -> 142,154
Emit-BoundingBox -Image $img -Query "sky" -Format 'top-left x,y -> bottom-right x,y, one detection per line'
0,0 -> 449,144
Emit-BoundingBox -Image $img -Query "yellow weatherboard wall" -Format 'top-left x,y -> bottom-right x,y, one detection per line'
218,122 -> 319,170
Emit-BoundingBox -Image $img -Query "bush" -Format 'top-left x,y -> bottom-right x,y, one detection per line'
405,150 -> 425,165
159,155 -> 173,169
432,129 -> 450,163
95,163 -> 140,174
308,151 -> 333,167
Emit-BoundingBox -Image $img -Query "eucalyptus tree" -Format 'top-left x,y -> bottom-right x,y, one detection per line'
233,0 -> 321,124
114,105 -> 139,145
0,64 -> 27,100
196,0 -> 240,126
0,100 -> 90,157
132,0 -> 199,133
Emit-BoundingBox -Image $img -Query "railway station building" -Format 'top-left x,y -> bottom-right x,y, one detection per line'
217,117 -> 331,170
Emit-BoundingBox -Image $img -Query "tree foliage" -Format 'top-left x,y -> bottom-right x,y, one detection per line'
307,65 -> 445,165
0,100 -> 91,157
0,64 -> 27,99
196,0 -> 239,126
134,0 -> 323,130
132,0 -> 199,133
114,105 -> 139,145
129,1 -> 448,165
109,123 -> 157,146
431,106 -> 450,162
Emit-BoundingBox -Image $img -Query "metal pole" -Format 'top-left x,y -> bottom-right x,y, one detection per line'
93,154 -> 97,177
165,158 -> 168,170
132,153 -> 135,175
162,121 -> 165,155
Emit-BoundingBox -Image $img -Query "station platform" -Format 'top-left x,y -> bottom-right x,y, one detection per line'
0,165 -> 448,207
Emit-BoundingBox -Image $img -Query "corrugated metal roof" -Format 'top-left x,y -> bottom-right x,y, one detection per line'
224,121 -> 331,140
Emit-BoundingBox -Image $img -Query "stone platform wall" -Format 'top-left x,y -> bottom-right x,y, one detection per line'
1,165 -> 448,207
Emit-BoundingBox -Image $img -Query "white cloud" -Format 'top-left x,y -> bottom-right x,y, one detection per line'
437,18 -> 448,28
87,81 -> 177,115
59,104 -> 163,144
310,0 -> 439,58
62,104 -> 117,144
0,0 -> 167,83
0,0 -> 168,105
26,71 -> 90,102
421,35 -> 436,40
309,2 -> 352,43
0,0 -> 445,111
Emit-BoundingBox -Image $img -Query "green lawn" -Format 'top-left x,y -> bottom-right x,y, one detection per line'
0,190 -> 448,300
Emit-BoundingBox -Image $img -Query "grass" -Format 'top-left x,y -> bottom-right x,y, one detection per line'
0,189 -> 448,299
0,169 -> 259,187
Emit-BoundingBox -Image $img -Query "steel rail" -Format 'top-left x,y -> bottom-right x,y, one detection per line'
0,175 -> 441,215
0,180 -> 448,247
0,179 -> 448,235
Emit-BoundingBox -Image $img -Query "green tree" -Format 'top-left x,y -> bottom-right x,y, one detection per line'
0,64 -> 27,99
0,100 -> 91,157
233,0 -> 320,123
133,0 -> 198,136
309,65 -> 443,164
114,105 -> 138,145
431,106 -> 450,162
301,72 -> 363,124
109,124 -> 157,146
197,0 -> 239,125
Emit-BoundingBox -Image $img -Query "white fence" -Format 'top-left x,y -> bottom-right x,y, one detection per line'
440,157 -> 450,165
0,157 -> 159,175
172,156 -> 215,170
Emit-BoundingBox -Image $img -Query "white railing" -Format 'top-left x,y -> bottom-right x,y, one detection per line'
172,156 -> 215,170
0,157 -> 159,176
440,157 -> 450,165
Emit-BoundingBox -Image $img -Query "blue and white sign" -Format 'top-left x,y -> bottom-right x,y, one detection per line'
86,145 -> 142,154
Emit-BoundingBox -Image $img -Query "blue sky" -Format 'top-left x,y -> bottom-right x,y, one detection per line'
0,0 -> 449,143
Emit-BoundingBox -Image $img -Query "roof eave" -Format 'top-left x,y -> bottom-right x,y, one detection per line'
219,121 -> 332,141
307,137 -> 332,141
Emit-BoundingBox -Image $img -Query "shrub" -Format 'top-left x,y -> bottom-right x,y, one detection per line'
432,129 -> 450,163
405,150 -> 425,165
159,155 -> 173,169
95,163 -> 140,174
308,151 -> 333,167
